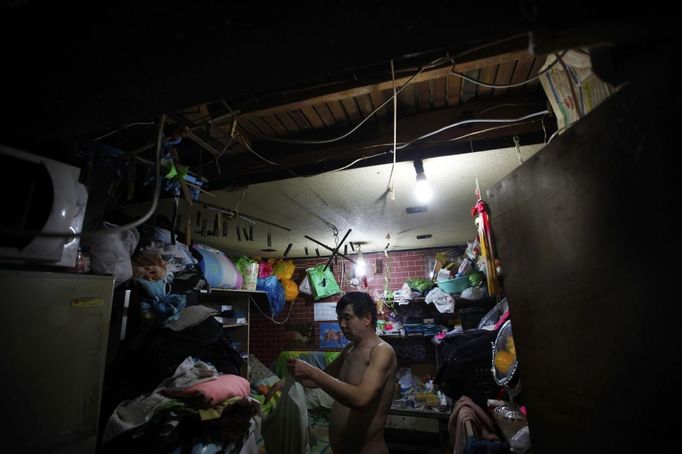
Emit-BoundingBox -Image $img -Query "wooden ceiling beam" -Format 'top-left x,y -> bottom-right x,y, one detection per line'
224,47 -> 534,124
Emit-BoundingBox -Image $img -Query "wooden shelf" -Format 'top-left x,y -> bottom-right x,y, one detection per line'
209,288 -> 267,294
223,323 -> 248,328
203,288 -> 269,307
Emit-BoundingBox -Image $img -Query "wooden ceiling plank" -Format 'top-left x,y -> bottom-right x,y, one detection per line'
340,97 -> 362,122
528,55 -> 548,80
476,65 -> 498,96
300,105 -> 325,129
238,119 -> 263,139
250,117 -> 277,137
313,103 -> 336,127
460,69 -> 479,102
274,112 -> 301,134
369,89 -> 388,117
507,56 -> 534,94
262,114 -> 288,136
398,83 -> 417,115
492,60 -> 517,96
446,73 -> 462,106
431,77 -> 446,108
328,100 -> 350,125
356,93 -> 375,118
289,109 -> 313,130
234,48 -> 533,121
415,80 -> 431,111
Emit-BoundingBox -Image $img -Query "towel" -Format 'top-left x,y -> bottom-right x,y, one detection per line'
449,396 -> 500,454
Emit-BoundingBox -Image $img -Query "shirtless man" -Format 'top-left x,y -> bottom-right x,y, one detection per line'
287,292 -> 398,454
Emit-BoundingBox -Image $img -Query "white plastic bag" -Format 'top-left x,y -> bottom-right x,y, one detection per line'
425,287 -> 455,313
299,275 -> 312,295
460,287 -> 484,300
510,425 -> 531,453
83,222 -> 139,286
261,375 -> 310,454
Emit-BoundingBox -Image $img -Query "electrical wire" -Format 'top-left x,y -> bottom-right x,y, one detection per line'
250,295 -> 296,325
258,56 -> 452,145
323,151 -> 389,173
396,110 -> 548,151
0,114 -> 166,240
547,127 -> 567,144
94,121 -> 156,142
239,134 -> 302,177
445,120 -> 539,144
388,58 -> 398,200
449,50 -> 568,89
244,113 -> 547,177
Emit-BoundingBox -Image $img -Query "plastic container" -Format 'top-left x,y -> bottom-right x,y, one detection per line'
435,276 -> 469,294
241,261 -> 258,291
492,404 -> 527,442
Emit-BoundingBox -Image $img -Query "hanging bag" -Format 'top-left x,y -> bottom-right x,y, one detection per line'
306,263 -> 341,300
261,375 -> 310,454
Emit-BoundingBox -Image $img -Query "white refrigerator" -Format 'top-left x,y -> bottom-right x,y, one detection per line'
0,270 -> 114,453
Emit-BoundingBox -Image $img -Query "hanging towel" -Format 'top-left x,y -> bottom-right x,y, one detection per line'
449,395 -> 500,454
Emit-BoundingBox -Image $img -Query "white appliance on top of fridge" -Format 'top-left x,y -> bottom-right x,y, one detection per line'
0,270 -> 114,453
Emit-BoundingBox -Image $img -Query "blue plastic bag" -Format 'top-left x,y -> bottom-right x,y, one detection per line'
257,276 -> 285,316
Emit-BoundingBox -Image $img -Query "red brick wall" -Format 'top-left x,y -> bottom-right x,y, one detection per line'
249,247 -> 445,366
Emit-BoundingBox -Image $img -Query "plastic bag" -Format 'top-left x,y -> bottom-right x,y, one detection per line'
257,275 -> 285,316
425,287 -> 455,313
460,287 -> 484,300
306,263 -> 340,300
510,425 -> 531,453
281,278 -> 299,302
261,375 -> 310,454
298,275 -> 311,295
477,297 -> 509,330
83,222 -> 139,286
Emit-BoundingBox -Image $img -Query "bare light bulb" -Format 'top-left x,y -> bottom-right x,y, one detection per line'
415,172 -> 432,203
355,251 -> 366,276
355,245 -> 367,276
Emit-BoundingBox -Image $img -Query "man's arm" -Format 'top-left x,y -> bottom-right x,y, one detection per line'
288,343 -> 394,409
291,345 -> 348,388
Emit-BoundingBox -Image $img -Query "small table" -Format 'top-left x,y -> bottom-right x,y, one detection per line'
386,406 -> 451,452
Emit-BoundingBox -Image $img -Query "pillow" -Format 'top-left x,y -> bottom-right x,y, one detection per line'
193,243 -> 243,289
171,374 -> 250,407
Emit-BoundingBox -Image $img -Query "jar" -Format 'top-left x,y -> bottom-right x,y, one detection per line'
75,248 -> 91,273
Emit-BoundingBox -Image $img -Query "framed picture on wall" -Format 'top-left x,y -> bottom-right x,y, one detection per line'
319,322 -> 349,349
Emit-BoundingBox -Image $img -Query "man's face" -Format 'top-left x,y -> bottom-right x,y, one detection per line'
337,304 -> 369,342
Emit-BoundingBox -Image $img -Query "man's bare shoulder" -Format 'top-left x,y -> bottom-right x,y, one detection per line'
371,340 -> 397,361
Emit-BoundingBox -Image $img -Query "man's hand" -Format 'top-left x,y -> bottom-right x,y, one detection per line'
264,379 -> 283,403
287,358 -> 317,381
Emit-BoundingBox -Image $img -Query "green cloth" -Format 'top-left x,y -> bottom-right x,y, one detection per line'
275,351 -> 341,378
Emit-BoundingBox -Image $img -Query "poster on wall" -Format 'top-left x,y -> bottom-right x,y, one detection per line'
319,322 -> 349,348
314,302 -> 338,321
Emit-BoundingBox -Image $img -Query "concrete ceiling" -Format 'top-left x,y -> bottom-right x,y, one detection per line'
189,143 -> 542,258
